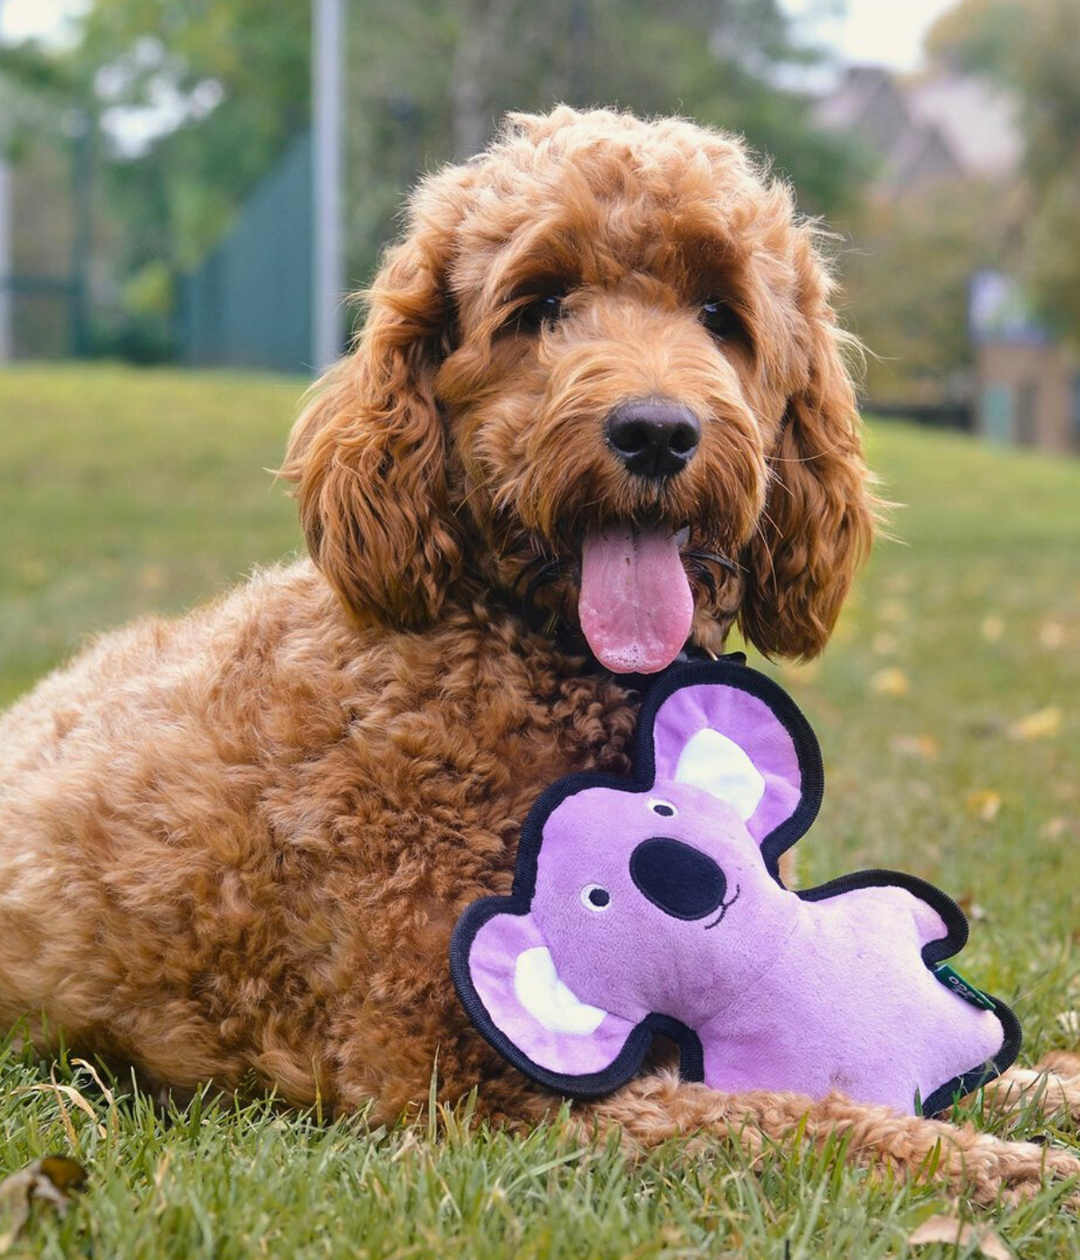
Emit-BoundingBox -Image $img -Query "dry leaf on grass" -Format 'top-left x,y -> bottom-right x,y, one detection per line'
907,1214 -> 1010,1260
1042,817 -> 1069,841
1056,1011 -> 1080,1038
872,631 -> 898,656
965,790 -> 1002,822
1038,620 -> 1066,649
877,599 -> 910,624
1008,706 -> 1063,741
980,615 -> 1005,643
889,734 -> 940,760
0,1156 -> 86,1254
868,667 -> 910,697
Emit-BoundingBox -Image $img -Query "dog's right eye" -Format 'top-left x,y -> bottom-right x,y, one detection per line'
516,295 -> 565,334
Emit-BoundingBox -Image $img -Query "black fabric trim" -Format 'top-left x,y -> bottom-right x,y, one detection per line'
921,996 -> 1022,1116
795,868 -> 1022,1116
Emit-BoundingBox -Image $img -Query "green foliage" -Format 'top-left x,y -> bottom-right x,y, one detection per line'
343,0 -> 865,283
840,180 -> 1010,403
924,0 -> 1028,80
73,0 -> 310,272
2,365 -> 1080,1253
926,0 -> 1080,345
4,0 -> 866,348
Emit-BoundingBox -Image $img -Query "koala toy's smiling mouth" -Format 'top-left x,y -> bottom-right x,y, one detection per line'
704,883 -> 741,930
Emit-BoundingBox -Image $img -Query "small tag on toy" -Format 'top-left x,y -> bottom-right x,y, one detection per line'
933,963 -> 997,1011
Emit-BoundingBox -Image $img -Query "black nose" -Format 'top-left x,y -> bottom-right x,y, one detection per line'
629,837 -> 727,920
605,400 -> 701,479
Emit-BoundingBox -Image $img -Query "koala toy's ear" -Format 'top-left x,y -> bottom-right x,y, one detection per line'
641,659 -> 824,877
450,902 -> 642,1095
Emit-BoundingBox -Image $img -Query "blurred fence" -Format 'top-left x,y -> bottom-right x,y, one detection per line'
176,132 -> 314,376
1,124 -> 90,359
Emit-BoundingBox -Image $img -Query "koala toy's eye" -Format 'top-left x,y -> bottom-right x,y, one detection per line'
649,799 -> 677,818
581,884 -> 611,911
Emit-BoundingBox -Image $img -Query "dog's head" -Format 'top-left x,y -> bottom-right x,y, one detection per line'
283,107 -> 875,668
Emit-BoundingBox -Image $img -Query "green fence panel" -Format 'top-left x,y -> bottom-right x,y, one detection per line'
179,131 -> 313,375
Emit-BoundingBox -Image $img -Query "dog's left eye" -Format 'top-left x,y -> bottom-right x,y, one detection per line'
700,298 -> 744,342
516,295 -> 565,334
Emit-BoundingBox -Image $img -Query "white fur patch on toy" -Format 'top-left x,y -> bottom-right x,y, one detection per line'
674,727 -> 765,820
514,946 -> 607,1035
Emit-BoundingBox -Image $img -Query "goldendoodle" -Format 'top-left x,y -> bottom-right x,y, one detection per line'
1,107 -> 1076,1201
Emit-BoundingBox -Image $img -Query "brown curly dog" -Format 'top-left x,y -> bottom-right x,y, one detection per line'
0,108 -> 1076,1202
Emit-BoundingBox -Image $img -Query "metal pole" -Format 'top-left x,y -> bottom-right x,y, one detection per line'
0,150 -> 12,363
69,111 -> 93,359
0,0 -> 13,362
312,0 -> 344,373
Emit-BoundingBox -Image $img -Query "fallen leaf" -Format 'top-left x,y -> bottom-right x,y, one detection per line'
980,615 -> 1005,643
966,790 -> 1002,822
878,599 -> 910,624
1038,621 -> 1065,649
784,659 -> 820,685
17,560 -> 49,585
868,667 -> 910,697
890,734 -> 940,760
0,1156 -> 86,1254
955,892 -> 989,921
1008,707 -> 1063,741
1056,1011 -> 1080,1038
907,1214 -> 1010,1260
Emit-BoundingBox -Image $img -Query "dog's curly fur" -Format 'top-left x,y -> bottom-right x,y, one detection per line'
1,108 -> 1077,1201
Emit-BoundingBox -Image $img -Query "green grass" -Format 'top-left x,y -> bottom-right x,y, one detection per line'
1,365 -> 1079,1258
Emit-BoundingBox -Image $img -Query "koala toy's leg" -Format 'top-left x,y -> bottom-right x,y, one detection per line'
569,1072 -> 1080,1205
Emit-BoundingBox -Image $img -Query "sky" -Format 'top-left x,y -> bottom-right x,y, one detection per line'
1,0 -> 960,73
781,0 -> 961,72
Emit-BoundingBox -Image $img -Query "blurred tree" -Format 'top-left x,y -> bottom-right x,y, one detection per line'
926,0 -> 1080,344
840,179 -> 1014,404
343,0 -> 866,284
1,0 -> 310,355
4,0 -> 866,357
72,0 -> 309,272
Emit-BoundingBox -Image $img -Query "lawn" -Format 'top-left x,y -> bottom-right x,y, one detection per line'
0,364 -> 1078,1258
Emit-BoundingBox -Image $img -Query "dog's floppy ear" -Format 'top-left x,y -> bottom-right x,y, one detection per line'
738,237 -> 876,660
281,214 -> 463,628
644,662 -> 823,875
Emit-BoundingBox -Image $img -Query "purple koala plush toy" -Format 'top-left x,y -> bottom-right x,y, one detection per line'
451,658 -> 1020,1116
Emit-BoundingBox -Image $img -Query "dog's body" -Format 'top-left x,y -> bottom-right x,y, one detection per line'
1,109 -> 1077,1199
0,557 -> 642,1119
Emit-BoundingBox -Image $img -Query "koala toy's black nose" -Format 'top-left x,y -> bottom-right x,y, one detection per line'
629,837 -> 727,920
605,400 -> 701,479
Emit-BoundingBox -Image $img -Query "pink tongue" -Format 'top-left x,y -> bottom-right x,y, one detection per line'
579,526 -> 694,674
